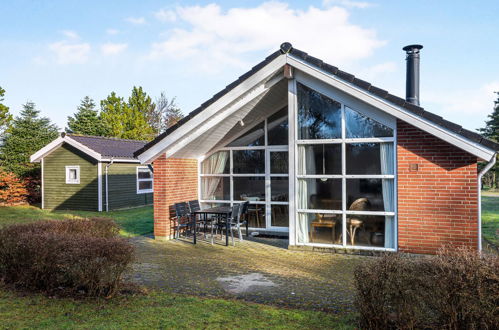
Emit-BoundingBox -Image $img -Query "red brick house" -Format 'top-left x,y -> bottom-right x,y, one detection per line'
134,43 -> 498,254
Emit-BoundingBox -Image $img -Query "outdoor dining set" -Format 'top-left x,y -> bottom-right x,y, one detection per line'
173,200 -> 250,246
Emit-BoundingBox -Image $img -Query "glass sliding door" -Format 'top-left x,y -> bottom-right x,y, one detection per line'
199,107 -> 289,231
295,82 -> 396,250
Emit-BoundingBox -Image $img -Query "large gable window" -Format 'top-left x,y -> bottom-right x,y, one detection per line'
136,166 -> 153,194
296,82 -> 395,250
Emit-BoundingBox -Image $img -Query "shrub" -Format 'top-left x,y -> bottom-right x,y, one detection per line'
354,248 -> 499,329
0,168 -> 28,206
22,175 -> 41,204
0,218 -> 133,297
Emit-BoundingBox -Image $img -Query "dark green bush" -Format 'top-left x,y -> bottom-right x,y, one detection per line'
0,218 -> 133,297
354,248 -> 499,329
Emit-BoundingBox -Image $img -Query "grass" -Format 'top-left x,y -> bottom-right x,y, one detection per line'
482,195 -> 499,245
0,289 -> 354,329
0,205 -> 153,237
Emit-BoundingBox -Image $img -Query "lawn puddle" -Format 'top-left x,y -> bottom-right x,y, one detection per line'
216,273 -> 277,294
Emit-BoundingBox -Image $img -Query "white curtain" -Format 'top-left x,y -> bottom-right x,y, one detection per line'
380,143 -> 394,248
201,152 -> 229,200
297,146 -> 317,243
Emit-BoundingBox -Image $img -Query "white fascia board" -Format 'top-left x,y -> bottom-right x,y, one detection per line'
137,54 -> 287,164
30,136 -> 103,162
286,55 -> 496,161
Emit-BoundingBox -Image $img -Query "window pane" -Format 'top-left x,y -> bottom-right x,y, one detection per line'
271,177 -> 288,201
346,215 -> 394,248
69,169 -> 77,180
297,212 -> 342,244
202,151 -> 230,174
233,177 -> 265,201
270,151 -> 288,174
346,143 -> 394,175
201,177 -> 230,200
298,178 -> 342,210
297,83 -> 342,139
246,203 -> 266,228
268,107 -> 288,145
346,179 -> 394,212
271,205 -> 288,227
345,107 -> 393,138
138,169 -> 152,179
227,122 -> 265,147
233,150 -> 264,174
138,181 -> 152,191
298,144 -> 341,175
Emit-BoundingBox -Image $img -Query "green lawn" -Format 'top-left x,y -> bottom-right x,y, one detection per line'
0,290 -> 353,329
482,195 -> 499,245
0,205 -> 153,237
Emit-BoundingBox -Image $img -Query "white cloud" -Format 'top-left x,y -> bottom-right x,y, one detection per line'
126,17 -> 146,25
106,28 -> 119,35
49,40 -> 90,64
61,30 -> 79,39
358,61 -> 397,81
155,9 -> 176,22
323,0 -> 374,9
101,43 -> 128,55
148,2 -> 385,73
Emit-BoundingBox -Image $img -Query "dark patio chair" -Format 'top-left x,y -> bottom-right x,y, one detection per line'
238,201 -> 250,240
215,204 -> 240,246
173,202 -> 194,240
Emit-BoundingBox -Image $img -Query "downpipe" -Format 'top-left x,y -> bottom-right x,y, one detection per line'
478,153 -> 497,251
105,158 -> 115,212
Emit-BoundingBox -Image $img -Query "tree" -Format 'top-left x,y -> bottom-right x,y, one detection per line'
66,96 -> 106,136
150,92 -> 183,134
479,91 -> 499,189
0,87 -> 12,137
0,102 -> 59,178
100,87 -> 155,140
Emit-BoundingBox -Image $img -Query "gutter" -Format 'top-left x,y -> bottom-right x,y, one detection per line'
478,153 -> 497,251
105,158 -> 115,212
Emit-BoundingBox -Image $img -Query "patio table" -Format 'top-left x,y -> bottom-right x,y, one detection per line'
193,206 -> 232,246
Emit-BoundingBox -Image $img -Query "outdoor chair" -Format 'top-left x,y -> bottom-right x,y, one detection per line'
173,202 -> 194,240
188,200 -> 204,232
215,204 -> 240,246
236,201 -> 250,240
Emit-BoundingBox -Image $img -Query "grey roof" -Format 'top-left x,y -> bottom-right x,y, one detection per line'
135,42 -> 499,157
67,134 -> 146,160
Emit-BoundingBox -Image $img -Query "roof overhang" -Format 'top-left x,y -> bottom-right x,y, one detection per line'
30,135 -> 141,163
136,51 -> 497,163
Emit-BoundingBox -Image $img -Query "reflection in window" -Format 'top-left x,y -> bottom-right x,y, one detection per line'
268,107 -> 288,145
345,107 -> 393,138
227,122 -> 265,146
202,151 -> 230,174
297,144 -> 341,175
233,177 -> 265,201
297,83 -> 342,139
346,143 -> 394,175
346,179 -> 394,212
233,150 -> 264,174
271,177 -> 288,201
297,178 -> 342,210
270,152 -> 288,174
271,205 -> 289,227
201,177 -> 230,200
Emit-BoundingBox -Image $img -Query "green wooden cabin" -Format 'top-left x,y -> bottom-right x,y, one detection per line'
30,133 -> 153,211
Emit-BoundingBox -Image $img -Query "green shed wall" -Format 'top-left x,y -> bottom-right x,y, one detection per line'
43,143 -> 99,211
102,163 -> 153,211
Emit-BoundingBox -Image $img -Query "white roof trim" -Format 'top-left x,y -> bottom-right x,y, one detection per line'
137,55 -> 287,164
30,135 -> 103,162
286,55 -> 496,160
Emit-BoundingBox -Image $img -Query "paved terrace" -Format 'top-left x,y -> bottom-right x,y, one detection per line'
128,236 -> 366,313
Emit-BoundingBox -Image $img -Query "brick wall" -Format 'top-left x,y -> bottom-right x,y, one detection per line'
397,120 -> 479,254
153,155 -> 198,240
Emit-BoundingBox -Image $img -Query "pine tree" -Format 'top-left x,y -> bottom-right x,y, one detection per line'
0,102 -> 59,177
479,91 -> 499,189
100,92 -> 129,138
66,96 -> 105,136
150,92 -> 183,133
0,86 -> 12,137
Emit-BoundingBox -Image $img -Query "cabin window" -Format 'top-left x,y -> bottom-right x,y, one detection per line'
137,166 -> 153,194
65,166 -> 80,184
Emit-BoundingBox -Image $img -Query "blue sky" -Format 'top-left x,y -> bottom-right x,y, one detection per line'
1,0 -> 498,131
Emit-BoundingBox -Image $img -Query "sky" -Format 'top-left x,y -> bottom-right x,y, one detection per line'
1,0 -> 498,132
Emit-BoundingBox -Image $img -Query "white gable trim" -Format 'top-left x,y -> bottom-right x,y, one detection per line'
30,136 -> 103,162
137,55 -> 287,164
286,55 -> 496,160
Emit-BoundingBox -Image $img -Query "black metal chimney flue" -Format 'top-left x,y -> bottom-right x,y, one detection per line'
403,44 -> 423,106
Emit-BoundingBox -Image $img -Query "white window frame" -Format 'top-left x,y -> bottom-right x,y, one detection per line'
65,166 -> 80,184
293,79 -> 397,251
136,166 -> 153,194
